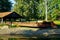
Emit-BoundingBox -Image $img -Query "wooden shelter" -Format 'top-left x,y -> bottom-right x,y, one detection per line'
0,12 -> 23,23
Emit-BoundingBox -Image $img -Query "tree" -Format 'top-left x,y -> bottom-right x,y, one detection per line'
37,0 -> 45,20
13,0 -> 40,21
47,0 -> 59,20
0,0 -> 12,12
13,0 -> 60,21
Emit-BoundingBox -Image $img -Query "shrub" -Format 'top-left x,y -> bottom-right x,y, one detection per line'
0,24 -> 8,26
9,24 -> 17,28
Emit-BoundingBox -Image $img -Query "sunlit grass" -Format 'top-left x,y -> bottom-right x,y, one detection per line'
54,20 -> 60,25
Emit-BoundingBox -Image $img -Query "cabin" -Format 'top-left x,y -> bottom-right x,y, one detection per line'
0,12 -> 24,23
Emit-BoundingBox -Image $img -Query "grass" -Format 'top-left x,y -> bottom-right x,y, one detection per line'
0,24 -> 8,27
54,20 -> 60,25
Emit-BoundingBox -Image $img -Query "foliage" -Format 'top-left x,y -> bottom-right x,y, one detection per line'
13,0 -> 60,21
10,24 -> 17,28
0,24 -> 7,26
0,0 -> 12,12
13,0 -> 43,21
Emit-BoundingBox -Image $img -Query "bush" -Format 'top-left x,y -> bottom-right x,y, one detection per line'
0,24 -> 8,26
9,24 -> 17,28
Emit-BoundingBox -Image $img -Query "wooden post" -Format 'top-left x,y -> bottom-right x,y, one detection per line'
1,18 -> 3,24
11,18 -> 12,25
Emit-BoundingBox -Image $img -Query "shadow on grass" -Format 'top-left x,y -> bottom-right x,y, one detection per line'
57,25 -> 60,28
10,28 -> 60,40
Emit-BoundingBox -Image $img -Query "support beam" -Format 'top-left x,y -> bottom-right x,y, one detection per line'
1,18 -> 3,24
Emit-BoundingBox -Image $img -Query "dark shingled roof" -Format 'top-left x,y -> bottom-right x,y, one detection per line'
0,12 -> 23,18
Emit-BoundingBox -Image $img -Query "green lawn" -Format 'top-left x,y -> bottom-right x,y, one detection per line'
54,20 -> 60,25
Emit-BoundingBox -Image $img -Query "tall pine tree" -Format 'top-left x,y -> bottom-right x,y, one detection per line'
0,0 -> 12,12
